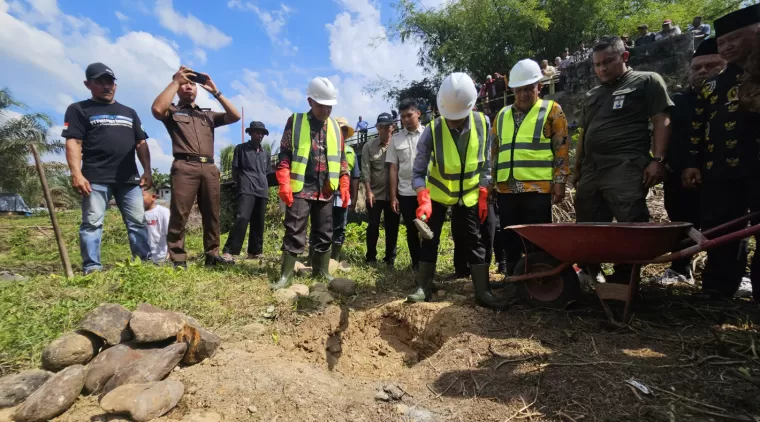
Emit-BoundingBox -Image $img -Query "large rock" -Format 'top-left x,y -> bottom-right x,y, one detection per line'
181,411 -> 222,422
78,303 -> 133,345
176,324 -> 221,365
84,344 -> 147,394
308,290 -> 334,307
289,284 -> 310,297
102,343 -> 187,395
129,311 -> 186,343
41,330 -> 102,372
0,370 -> 52,408
12,365 -> 86,422
329,278 -> 356,296
274,288 -> 298,305
100,380 -> 184,422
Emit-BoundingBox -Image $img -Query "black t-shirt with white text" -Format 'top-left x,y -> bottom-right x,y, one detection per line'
61,100 -> 148,185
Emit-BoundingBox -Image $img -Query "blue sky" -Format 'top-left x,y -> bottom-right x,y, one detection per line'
0,0 -> 444,173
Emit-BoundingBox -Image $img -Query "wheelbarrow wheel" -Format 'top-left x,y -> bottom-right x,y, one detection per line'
514,251 -> 580,308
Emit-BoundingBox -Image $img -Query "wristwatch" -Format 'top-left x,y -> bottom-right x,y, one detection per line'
213,91 -> 223,98
652,156 -> 666,164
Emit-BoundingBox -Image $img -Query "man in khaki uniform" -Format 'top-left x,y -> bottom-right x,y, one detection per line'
574,36 -> 673,283
151,66 -> 241,268
361,113 -> 400,266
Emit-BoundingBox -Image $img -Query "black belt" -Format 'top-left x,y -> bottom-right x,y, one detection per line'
174,154 -> 214,164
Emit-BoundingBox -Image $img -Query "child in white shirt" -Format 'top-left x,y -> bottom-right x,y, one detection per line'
143,189 -> 170,264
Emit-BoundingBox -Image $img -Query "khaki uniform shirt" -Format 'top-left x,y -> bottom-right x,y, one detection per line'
161,103 -> 226,157
361,137 -> 390,200
580,69 -> 673,171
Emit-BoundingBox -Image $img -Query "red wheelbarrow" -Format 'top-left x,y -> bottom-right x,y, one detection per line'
500,211 -> 760,325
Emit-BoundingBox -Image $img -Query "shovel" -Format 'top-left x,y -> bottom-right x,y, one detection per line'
414,215 -> 434,241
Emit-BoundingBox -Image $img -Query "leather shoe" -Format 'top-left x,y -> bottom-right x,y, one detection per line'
205,254 -> 234,267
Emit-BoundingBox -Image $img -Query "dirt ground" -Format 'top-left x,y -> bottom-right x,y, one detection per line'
49,277 -> 760,422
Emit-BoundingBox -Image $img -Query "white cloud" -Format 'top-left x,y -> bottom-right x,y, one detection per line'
418,0 -> 449,9
154,0 -> 232,50
229,1 -> 297,55
115,11 -> 128,22
144,137 -> 174,173
191,48 -> 207,65
228,69 -> 293,132
326,0 -> 424,81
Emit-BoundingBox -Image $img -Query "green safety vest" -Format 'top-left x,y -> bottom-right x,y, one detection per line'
345,145 -> 356,172
428,112 -> 487,207
290,113 -> 341,193
495,100 -> 554,182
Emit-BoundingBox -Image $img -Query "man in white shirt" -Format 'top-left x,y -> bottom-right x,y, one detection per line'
386,99 -> 425,269
143,188 -> 170,264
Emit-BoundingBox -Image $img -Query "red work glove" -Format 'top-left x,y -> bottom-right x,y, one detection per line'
275,167 -> 294,207
416,189 -> 432,221
478,187 -> 488,223
339,175 -> 350,208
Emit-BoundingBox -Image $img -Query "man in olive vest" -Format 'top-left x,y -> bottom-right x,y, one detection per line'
407,73 -> 508,310
493,59 -> 570,276
273,77 -> 350,289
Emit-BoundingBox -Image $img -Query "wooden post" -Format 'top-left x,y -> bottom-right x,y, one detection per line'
29,143 -> 74,278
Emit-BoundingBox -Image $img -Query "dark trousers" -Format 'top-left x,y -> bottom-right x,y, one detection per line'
168,160 -> 221,262
498,192 -> 552,267
283,198 -> 333,255
663,174 -> 700,275
700,180 -> 760,298
421,201 -> 485,266
359,129 -> 368,143
366,199 -> 400,262
454,202 -> 503,274
223,194 -> 267,256
398,195 -> 421,267
332,206 -> 349,245
575,159 -> 650,276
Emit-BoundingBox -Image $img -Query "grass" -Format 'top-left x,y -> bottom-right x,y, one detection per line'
0,201 -> 456,373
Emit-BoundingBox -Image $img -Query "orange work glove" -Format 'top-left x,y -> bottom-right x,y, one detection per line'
416,189 -> 432,221
339,175 -> 350,208
275,167 -> 294,207
478,187 -> 488,223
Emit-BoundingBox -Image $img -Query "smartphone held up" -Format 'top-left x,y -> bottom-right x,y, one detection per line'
187,71 -> 208,85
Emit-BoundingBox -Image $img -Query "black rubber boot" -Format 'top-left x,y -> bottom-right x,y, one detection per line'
271,253 -> 298,290
406,261 -> 436,302
306,245 -> 314,267
331,244 -> 342,262
471,263 -> 509,310
313,250 -> 334,281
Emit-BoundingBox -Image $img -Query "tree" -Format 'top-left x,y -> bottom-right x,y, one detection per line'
220,145 -> 234,177
0,88 -> 69,206
390,0 -> 745,82
151,168 -> 170,188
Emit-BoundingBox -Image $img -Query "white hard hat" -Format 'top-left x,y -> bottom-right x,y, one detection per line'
306,77 -> 337,106
508,59 -> 542,88
437,73 -> 477,120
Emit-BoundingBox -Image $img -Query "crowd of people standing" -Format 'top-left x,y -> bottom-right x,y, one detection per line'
62,3 -> 760,310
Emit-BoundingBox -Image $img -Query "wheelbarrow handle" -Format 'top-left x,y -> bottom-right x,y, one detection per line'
696,210 -> 760,241
650,220 -> 760,264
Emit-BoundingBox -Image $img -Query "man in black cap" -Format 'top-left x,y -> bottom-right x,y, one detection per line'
635,24 -> 656,47
63,62 -> 153,274
360,112 -> 400,266
683,4 -> 760,299
222,121 -> 271,260
655,39 -> 725,285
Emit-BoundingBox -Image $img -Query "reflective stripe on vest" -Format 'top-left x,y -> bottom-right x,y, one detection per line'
495,100 -> 554,183
428,111 -> 486,207
345,145 -> 356,172
290,113 -> 342,193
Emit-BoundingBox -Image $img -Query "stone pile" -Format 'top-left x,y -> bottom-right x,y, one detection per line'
0,303 -> 221,422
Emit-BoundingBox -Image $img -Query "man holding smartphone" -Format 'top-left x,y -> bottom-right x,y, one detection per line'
151,66 -> 241,268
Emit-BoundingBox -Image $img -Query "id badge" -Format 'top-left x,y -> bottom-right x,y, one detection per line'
613,95 -> 625,109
